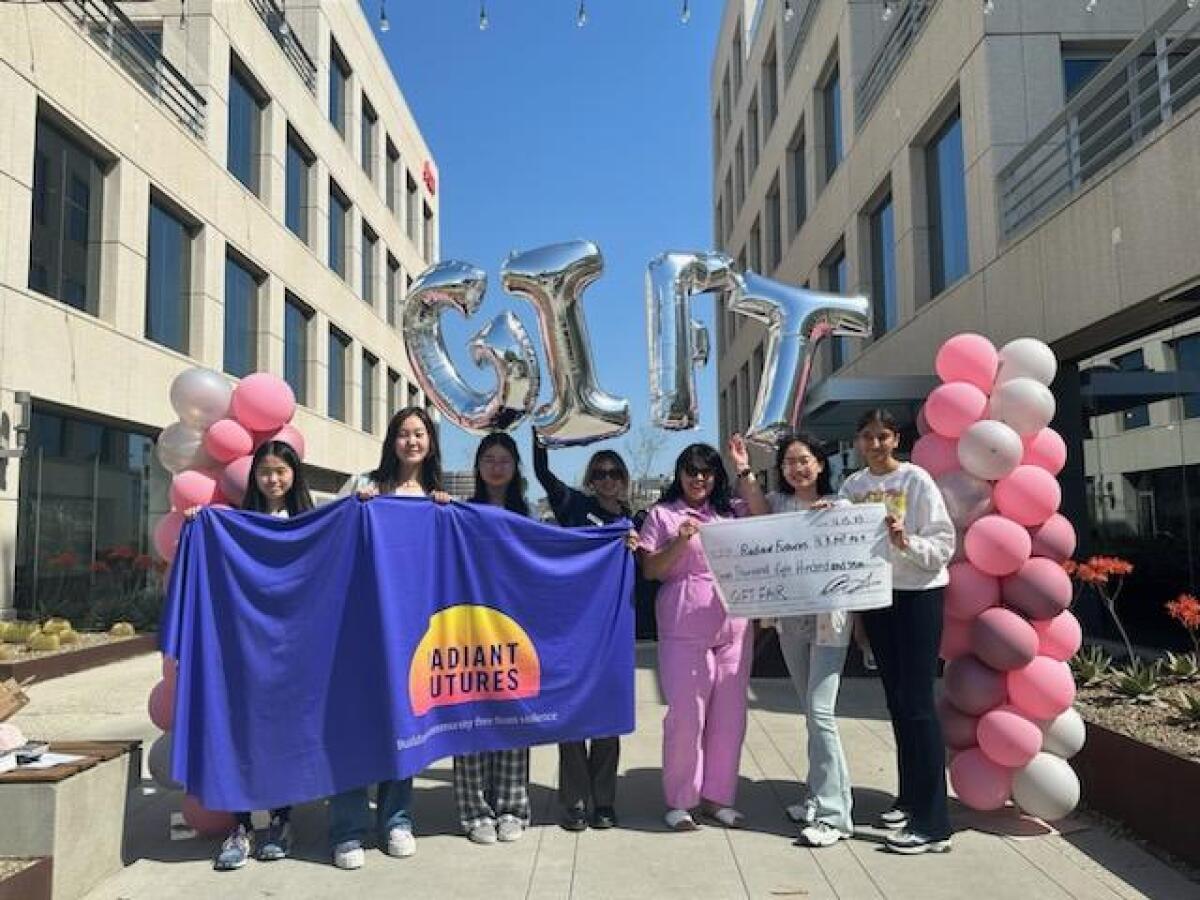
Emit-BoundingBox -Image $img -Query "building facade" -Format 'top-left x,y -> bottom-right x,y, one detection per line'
0,0 -> 439,618
713,0 -> 1200,646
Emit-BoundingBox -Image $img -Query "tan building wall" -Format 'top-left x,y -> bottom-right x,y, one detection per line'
0,0 -> 439,613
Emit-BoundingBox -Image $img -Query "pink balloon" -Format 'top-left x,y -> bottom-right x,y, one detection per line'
220,455 -> 254,506
936,469 -> 994,529
231,373 -> 296,432
938,695 -> 979,750
940,617 -> 974,661
925,382 -> 989,439
916,404 -> 931,436
169,469 -> 220,511
1029,514 -> 1077,563
944,655 -> 1008,715
162,654 -> 178,686
945,562 -> 1001,621
203,418 -> 254,465
950,530 -> 968,564
911,433 -> 960,478
965,515 -> 1032,577
181,795 -> 237,837
993,466 -> 1062,528
1002,557 -> 1073,621
148,678 -> 175,730
950,747 -> 1013,811
977,706 -> 1043,768
1033,611 -> 1083,662
1008,656 -> 1076,720
971,607 -> 1040,671
260,423 -> 307,460
1022,428 -> 1067,475
153,512 -> 185,561
936,333 -> 999,392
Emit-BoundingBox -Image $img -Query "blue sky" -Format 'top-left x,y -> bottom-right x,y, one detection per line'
382,0 -> 725,488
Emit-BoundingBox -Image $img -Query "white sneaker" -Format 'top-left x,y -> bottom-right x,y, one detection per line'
876,807 -> 909,830
885,829 -> 952,855
468,821 -> 498,844
799,822 -> 849,847
496,815 -> 524,842
664,808 -> 698,831
385,827 -> 416,858
333,840 -> 365,870
786,800 -> 817,825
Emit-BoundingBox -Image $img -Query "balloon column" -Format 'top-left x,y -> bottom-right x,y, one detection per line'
922,335 -> 1085,821
147,367 -> 303,835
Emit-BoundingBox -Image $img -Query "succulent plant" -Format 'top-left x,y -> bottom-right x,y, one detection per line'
109,622 -> 136,637
1171,690 -> 1200,726
1163,651 -> 1200,681
1070,644 -> 1112,686
27,631 -> 61,652
58,629 -> 80,645
1112,659 -> 1162,702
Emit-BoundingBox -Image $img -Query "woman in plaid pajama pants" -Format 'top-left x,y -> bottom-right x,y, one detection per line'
453,433 -> 534,844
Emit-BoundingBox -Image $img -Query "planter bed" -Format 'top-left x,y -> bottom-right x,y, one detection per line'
0,634 -> 156,683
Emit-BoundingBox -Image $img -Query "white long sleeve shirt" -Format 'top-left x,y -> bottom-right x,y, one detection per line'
838,462 -> 955,591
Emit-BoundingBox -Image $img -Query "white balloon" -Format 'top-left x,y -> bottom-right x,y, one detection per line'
1040,707 -> 1086,759
155,422 -> 209,474
957,419 -> 1024,481
989,378 -> 1056,436
936,469 -> 994,529
148,732 -> 182,790
169,367 -> 233,430
997,338 -> 1057,386
1013,752 -> 1080,821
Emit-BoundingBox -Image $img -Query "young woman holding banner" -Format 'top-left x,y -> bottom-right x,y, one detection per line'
453,432 -> 535,845
729,432 -> 855,848
637,443 -> 750,832
839,409 -> 955,855
328,406 -> 451,870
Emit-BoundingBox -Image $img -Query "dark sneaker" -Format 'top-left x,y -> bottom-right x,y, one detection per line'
885,829 -> 952,855
257,816 -> 292,861
876,807 -> 909,830
214,825 -> 252,871
591,806 -> 618,829
559,805 -> 588,832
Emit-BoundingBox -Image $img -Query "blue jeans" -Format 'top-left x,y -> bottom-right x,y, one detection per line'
777,619 -> 853,833
328,778 -> 413,849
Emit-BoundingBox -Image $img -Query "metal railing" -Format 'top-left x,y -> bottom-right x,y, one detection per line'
997,0 -> 1200,241
65,0 -> 206,137
854,0 -> 938,130
784,0 -> 823,82
248,0 -> 318,93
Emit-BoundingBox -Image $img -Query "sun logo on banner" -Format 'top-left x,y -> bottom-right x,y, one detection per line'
408,604 -> 542,716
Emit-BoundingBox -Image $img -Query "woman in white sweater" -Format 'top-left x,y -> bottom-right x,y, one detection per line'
839,409 -> 955,855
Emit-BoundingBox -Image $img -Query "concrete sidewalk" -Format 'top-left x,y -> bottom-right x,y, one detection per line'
9,646 -> 1198,900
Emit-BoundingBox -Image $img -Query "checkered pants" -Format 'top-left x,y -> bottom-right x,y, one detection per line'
453,749 -> 531,832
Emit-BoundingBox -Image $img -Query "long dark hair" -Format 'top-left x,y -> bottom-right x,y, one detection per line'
241,441 -> 314,516
370,406 -> 443,493
774,431 -> 833,496
470,432 -> 529,517
661,443 -> 734,515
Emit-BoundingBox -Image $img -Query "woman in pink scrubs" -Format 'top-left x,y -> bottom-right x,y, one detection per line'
638,443 -> 749,831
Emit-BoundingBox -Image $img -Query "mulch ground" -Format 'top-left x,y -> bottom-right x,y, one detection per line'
1076,679 -> 1200,762
0,631 -> 142,663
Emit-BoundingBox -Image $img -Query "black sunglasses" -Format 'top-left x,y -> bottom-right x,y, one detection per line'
682,464 -> 715,478
591,467 -> 624,481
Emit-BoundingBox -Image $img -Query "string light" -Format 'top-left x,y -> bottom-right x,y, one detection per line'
576,0 -> 587,28
784,0 -> 795,23
479,0 -> 489,30
1085,0 -> 1098,11
379,0 -> 389,32
680,0 -> 691,25
983,0 -> 994,13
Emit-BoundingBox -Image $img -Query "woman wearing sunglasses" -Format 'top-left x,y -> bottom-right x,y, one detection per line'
532,431 -> 637,832
637,443 -> 750,832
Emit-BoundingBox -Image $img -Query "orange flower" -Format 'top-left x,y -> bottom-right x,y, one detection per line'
89,561 -> 111,574
1167,593 -> 1200,631
1062,560 -> 1078,576
133,554 -> 154,571
47,550 -> 80,568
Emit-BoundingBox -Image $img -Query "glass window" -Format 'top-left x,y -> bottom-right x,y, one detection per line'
823,65 -> 842,181
735,135 -> 746,210
387,368 -> 402,415
762,39 -> 778,131
926,108 -> 969,296
423,202 -> 435,260
732,30 -> 743,94
1114,349 -> 1150,429
721,68 -> 732,134
1175,334 -> 1200,419
361,95 -> 377,181
28,116 -> 105,313
870,194 -> 897,337
228,63 -> 262,194
329,180 -> 350,278
285,129 -> 312,243
145,197 -> 191,352
747,93 -> 760,178
387,253 -> 401,327
361,223 -> 377,304
328,326 -> 349,421
223,253 -> 259,377
822,247 -> 848,370
739,362 -> 751,431
13,406 -> 170,618
407,381 -> 420,408
766,177 -> 782,271
386,140 -> 400,214
361,350 -> 378,434
789,127 -> 807,233
749,216 -> 762,273
406,171 -> 418,243
284,292 -> 311,404
715,197 -> 725,248
329,41 -> 350,137
723,170 -> 734,239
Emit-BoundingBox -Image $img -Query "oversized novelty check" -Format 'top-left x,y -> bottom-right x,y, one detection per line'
699,504 -> 893,617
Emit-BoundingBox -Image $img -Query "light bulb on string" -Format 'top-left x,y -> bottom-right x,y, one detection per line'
479,1 -> 489,30
577,0 -> 588,28
379,0 -> 389,32
882,1 -> 895,22
681,0 -> 691,25
1084,0 -> 1098,12
983,0 -> 994,14
784,0 -> 795,23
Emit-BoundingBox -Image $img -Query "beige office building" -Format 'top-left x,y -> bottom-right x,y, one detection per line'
713,0 -> 1200,640
0,0 -> 439,618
